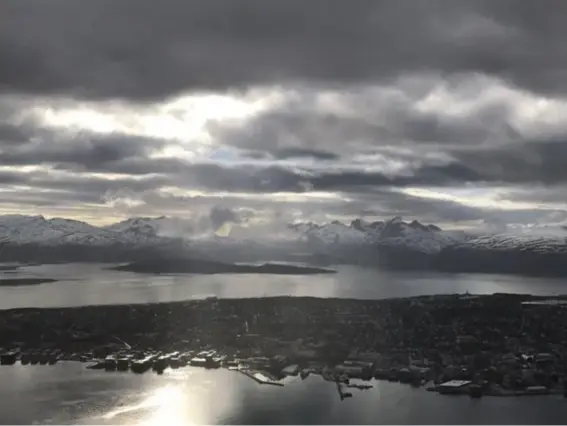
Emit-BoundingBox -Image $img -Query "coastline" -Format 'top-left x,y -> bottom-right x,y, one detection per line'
0,278 -> 58,286
0,293 -> 566,399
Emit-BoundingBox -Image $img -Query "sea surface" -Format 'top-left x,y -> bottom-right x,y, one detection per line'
1,263 -> 567,424
1,262 -> 567,309
2,364 -> 567,425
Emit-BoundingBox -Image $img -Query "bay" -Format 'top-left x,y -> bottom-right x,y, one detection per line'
0,262 -> 566,309
1,363 -> 566,425
1,263 -> 567,424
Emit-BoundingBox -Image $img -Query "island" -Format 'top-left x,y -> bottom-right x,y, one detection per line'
0,278 -> 57,286
110,258 -> 336,275
0,293 -> 567,399
0,265 -> 20,271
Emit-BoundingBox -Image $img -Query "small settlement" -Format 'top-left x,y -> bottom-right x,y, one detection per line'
1,293 -> 567,399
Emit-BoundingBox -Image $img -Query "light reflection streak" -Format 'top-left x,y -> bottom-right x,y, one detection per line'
102,383 -> 204,425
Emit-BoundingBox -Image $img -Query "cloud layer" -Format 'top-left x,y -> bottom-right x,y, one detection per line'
1,1 -> 567,228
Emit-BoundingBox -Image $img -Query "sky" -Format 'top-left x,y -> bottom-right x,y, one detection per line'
1,0 -> 567,229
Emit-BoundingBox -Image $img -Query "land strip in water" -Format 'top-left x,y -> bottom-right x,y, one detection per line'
0,294 -> 566,398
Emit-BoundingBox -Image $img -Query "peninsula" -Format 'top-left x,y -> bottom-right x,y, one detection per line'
1,293 -> 567,398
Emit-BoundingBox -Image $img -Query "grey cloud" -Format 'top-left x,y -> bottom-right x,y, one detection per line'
0,122 -> 36,146
0,129 -> 167,170
173,161 -> 483,193
207,83 -> 520,161
209,206 -> 240,230
31,174 -> 168,197
0,189 -> 102,207
0,146 -> 483,194
112,185 -> 565,230
0,170 -> 29,184
345,187 -> 567,229
452,139 -> 567,185
345,188 -> 486,223
208,106 -> 382,155
1,1 -> 566,100
272,148 -> 339,161
501,185 -> 567,205
118,187 -> 480,224
0,169 -> 169,204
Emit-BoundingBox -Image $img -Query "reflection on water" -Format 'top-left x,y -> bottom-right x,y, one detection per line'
1,263 -> 567,309
3,264 -> 567,423
1,363 -> 567,425
104,385 -> 194,426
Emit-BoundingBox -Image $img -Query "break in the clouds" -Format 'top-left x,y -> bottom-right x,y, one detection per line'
1,0 -> 567,228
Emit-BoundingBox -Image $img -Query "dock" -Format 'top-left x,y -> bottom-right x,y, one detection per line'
239,369 -> 284,387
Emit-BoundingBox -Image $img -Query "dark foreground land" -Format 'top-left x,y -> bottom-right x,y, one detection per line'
111,258 -> 336,275
1,294 -> 567,398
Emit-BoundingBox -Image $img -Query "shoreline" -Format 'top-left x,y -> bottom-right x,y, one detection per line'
0,278 -> 58,287
0,293 -> 566,399
4,358 -> 565,399
110,259 -> 336,275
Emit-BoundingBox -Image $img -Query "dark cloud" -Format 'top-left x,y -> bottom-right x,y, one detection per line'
452,139 -> 567,185
0,168 -> 168,202
0,128 -> 167,171
501,185 -> 567,205
168,161 -> 483,193
0,188 -> 102,207
1,0 -> 566,100
0,170 -> 29,184
207,105 -> 383,154
32,174 -> 167,196
1,1 -> 567,229
344,188 -> 486,223
0,122 -> 36,146
272,147 -> 339,161
99,184 -> 566,230
206,83 -> 520,161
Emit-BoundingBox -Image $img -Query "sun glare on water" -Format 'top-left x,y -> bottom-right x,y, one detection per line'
102,385 -> 204,425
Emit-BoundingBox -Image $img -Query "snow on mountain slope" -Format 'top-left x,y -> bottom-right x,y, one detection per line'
0,215 -> 121,246
455,230 -> 567,254
0,215 -> 190,246
104,217 -> 196,244
291,221 -> 375,246
2,214 -> 567,257
289,217 -> 466,254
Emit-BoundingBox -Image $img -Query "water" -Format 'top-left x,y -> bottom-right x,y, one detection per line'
0,363 -> 565,425
2,263 -> 567,424
1,262 -> 566,309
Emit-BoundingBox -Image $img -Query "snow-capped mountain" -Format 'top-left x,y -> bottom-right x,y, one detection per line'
104,216 -> 196,244
289,217 -> 465,254
0,215 -> 121,246
2,214 -> 567,262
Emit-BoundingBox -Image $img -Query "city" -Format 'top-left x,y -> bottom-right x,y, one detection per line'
1,293 -> 567,399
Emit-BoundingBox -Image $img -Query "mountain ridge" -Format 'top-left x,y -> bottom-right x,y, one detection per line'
2,214 -> 567,277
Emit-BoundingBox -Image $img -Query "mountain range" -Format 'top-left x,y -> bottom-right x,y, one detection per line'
1,214 -> 567,277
